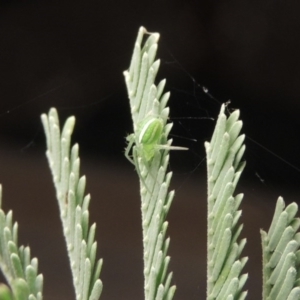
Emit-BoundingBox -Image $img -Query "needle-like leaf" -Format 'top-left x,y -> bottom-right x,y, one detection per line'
41,109 -> 103,300
0,186 -> 43,300
261,197 -> 300,300
124,26 -> 183,300
205,104 -> 247,299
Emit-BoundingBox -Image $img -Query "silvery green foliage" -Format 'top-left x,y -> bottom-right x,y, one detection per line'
0,186 -> 43,300
205,104 -> 248,300
124,27 -> 176,300
41,109 -> 103,300
261,197 -> 300,300
0,283 -> 13,300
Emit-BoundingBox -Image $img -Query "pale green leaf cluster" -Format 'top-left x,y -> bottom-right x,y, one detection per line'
124,27 -> 164,129
2,25 -> 300,300
124,27 -> 176,300
0,186 -> 43,300
205,104 -> 247,300
0,283 -> 12,300
41,109 -> 102,300
261,197 -> 300,300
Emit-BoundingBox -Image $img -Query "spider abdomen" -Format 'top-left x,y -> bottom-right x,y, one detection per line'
138,117 -> 164,161
138,117 -> 164,145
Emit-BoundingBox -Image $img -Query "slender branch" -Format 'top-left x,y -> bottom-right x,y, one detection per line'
0,185 -> 43,300
124,27 -> 177,300
261,197 -> 300,300
205,104 -> 248,300
41,109 -> 103,300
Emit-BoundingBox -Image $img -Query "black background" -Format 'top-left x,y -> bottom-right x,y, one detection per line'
0,0 -> 300,299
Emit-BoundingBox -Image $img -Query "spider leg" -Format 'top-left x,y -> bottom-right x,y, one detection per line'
156,145 -> 188,151
132,148 -> 154,194
125,133 -> 136,165
126,135 -> 152,193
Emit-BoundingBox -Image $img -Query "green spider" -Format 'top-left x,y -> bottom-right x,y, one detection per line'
125,116 -> 188,187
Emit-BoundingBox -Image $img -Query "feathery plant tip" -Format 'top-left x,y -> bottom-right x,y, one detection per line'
123,26 -> 186,300
41,108 -> 103,300
261,197 -> 300,300
0,186 -> 43,300
205,104 -> 248,300
2,25 -> 298,300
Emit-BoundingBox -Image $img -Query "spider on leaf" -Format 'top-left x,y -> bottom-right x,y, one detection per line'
125,115 -> 188,192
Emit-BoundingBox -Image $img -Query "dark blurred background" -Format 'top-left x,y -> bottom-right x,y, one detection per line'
0,0 -> 300,299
